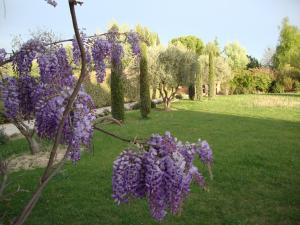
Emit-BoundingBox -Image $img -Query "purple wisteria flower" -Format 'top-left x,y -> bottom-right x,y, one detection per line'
127,31 -> 140,55
112,132 -> 213,221
196,140 -> 213,164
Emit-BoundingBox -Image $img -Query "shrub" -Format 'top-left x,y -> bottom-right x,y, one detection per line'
83,80 -> 111,108
269,80 -> 285,93
232,69 -> 273,94
123,75 -> 139,102
293,80 -> 300,92
282,76 -> 294,91
0,128 -> 8,145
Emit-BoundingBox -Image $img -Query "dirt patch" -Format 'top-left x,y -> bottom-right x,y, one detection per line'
7,148 -> 66,173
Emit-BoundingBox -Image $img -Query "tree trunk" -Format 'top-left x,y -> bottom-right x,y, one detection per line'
164,99 -> 171,111
151,87 -> 157,99
25,136 -> 40,155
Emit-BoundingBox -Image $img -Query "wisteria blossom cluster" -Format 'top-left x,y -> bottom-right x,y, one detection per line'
13,39 -> 45,75
112,132 -> 213,221
0,39 -> 96,162
34,47 -> 95,161
72,31 -> 92,66
0,75 -> 38,120
72,30 -> 140,83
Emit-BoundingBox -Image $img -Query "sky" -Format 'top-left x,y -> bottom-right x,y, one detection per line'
0,0 -> 300,60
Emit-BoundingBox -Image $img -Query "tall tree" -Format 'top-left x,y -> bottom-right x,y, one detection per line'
135,25 -> 160,99
224,41 -> 249,71
194,61 -> 203,100
110,25 -> 125,121
170,36 -> 205,100
272,17 -> 300,79
139,43 -> 151,118
136,24 -> 160,46
205,41 -> 220,99
157,45 -> 196,110
170,35 -> 204,55
208,51 -> 215,99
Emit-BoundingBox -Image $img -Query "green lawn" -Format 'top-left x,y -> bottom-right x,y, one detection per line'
1,94 -> 300,225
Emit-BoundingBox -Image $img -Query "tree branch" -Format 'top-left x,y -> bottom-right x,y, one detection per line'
41,0 -> 87,182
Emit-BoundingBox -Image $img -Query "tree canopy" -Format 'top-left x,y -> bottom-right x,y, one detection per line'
224,41 -> 249,71
170,35 -> 205,56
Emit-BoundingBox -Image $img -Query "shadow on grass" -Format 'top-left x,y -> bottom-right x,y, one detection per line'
1,109 -> 300,225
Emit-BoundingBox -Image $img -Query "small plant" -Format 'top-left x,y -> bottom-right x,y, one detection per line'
0,128 -> 8,145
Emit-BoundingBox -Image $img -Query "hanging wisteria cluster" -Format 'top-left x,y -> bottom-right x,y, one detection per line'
0,26 -> 140,162
72,29 -> 139,83
112,132 -> 213,221
0,75 -> 38,120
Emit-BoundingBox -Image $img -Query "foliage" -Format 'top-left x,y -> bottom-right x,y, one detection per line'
122,75 -> 139,102
208,52 -> 216,98
268,80 -> 285,93
224,41 -> 249,71
112,132 -> 213,221
282,76 -> 294,92
83,79 -> 111,108
232,68 -> 273,94
139,43 -> 151,118
273,17 -> 300,79
170,35 -> 204,56
111,60 -> 125,121
135,24 -> 160,47
195,68 -> 203,100
0,127 -> 8,145
247,55 -> 261,69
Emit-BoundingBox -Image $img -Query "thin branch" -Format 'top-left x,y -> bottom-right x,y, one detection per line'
93,126 -> 131,143
0,31 -> 127,68
13,146 -> 71,225
41,0 -> 87,182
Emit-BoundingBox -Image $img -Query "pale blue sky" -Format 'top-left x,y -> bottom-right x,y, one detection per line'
0,0 -> 299,60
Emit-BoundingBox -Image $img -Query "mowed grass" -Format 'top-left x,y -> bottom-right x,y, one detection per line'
1,94 -> 300,225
